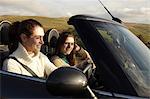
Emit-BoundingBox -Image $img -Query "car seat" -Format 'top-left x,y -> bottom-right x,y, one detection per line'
41,28 -> 59,59
0,20 -> 12,69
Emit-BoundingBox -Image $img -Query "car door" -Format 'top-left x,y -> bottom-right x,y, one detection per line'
0,66 -> 92,99
0,70 -> 58,98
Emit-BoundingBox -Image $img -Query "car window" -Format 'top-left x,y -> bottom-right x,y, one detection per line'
95,22 -> 150,97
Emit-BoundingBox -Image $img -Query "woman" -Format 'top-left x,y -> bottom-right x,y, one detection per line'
3,19 -> 57,78
51,32 -> 94,70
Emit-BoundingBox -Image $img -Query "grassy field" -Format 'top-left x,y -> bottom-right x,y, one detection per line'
0,15 -> 70,32
124,23 -> 150,48
0,15 -> 150,48
125,23 -> 150,42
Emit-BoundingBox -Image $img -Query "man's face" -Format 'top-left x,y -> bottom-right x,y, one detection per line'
60,36 -> 74,55
22,26 -> 44,54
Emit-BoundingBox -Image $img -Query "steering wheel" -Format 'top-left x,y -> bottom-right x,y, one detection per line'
82,62 -> 94,79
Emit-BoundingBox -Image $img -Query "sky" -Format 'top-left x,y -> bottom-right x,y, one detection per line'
0,0 -> 149,24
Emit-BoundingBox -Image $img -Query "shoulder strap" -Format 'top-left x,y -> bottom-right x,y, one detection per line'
7,56 -> 38,78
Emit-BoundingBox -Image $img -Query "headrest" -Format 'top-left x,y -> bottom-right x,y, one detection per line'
44,28 -> 59,48
0,20 -> 11,45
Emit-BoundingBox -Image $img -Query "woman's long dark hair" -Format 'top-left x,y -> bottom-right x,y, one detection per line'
8,19 -> 43,53
55,32 -> 77,65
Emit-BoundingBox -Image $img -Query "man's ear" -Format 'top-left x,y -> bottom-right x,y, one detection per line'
20,34 -> 28,43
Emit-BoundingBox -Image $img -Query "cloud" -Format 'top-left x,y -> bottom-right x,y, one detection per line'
0,0 -> 52,16
115,7 -> 149,23
122,7 -> 150,18
0,0 -> 149,23
100,0 -> 150,23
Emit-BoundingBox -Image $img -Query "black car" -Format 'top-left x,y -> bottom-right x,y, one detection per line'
0,15 -> 150,99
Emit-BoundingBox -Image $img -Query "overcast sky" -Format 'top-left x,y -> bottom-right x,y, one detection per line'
0,0 -> 149,24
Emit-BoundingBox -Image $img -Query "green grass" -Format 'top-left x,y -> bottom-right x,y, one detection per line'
0,15 -> 70,32
124,23 -> 150,48
125,23 -> 150,43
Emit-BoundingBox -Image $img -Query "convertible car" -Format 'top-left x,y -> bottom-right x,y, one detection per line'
0,0 -> 150,98
0,14 -> 150,98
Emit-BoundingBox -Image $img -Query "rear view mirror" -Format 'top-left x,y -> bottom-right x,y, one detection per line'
46,67 -> 88,96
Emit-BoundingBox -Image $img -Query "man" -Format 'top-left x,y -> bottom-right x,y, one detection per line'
3,19 -> 57,78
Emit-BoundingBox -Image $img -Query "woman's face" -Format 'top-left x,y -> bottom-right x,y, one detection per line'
21,26 -> 44,54
60,36 -> 74,55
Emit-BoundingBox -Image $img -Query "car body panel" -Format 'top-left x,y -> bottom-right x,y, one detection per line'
0,70 -> 56,98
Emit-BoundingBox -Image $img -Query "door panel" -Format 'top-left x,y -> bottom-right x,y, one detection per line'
0,71 -> 55,98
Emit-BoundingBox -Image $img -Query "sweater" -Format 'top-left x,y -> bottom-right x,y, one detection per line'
2,43 -> 57,78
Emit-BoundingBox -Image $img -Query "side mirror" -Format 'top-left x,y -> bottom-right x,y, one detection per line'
46,67 -> 88,96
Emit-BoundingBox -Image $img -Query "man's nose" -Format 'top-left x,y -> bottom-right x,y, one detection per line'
40,37 -> 44,44
67,44 -> 70,48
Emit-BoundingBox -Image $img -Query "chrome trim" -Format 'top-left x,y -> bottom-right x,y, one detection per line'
114,93 -> 147,99
93,89 -> 146,99
92,89 -> 113,96
0,20 -> 11,25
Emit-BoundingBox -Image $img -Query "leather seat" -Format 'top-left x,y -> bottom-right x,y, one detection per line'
0,20 -> 11,69
41,28 -> 59,58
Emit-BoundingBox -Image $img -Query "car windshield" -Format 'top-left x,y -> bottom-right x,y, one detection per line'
94,22 -> 150,97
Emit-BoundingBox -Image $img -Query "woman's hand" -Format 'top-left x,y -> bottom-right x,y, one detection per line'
74,44 -> 81,52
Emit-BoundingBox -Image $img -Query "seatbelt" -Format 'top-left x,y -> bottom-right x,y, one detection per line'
7,56 -> 39,78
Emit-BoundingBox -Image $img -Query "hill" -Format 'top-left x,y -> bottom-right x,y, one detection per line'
0,15 -> 70,32
0,15 -> 149,48
124,23 -> 150,48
